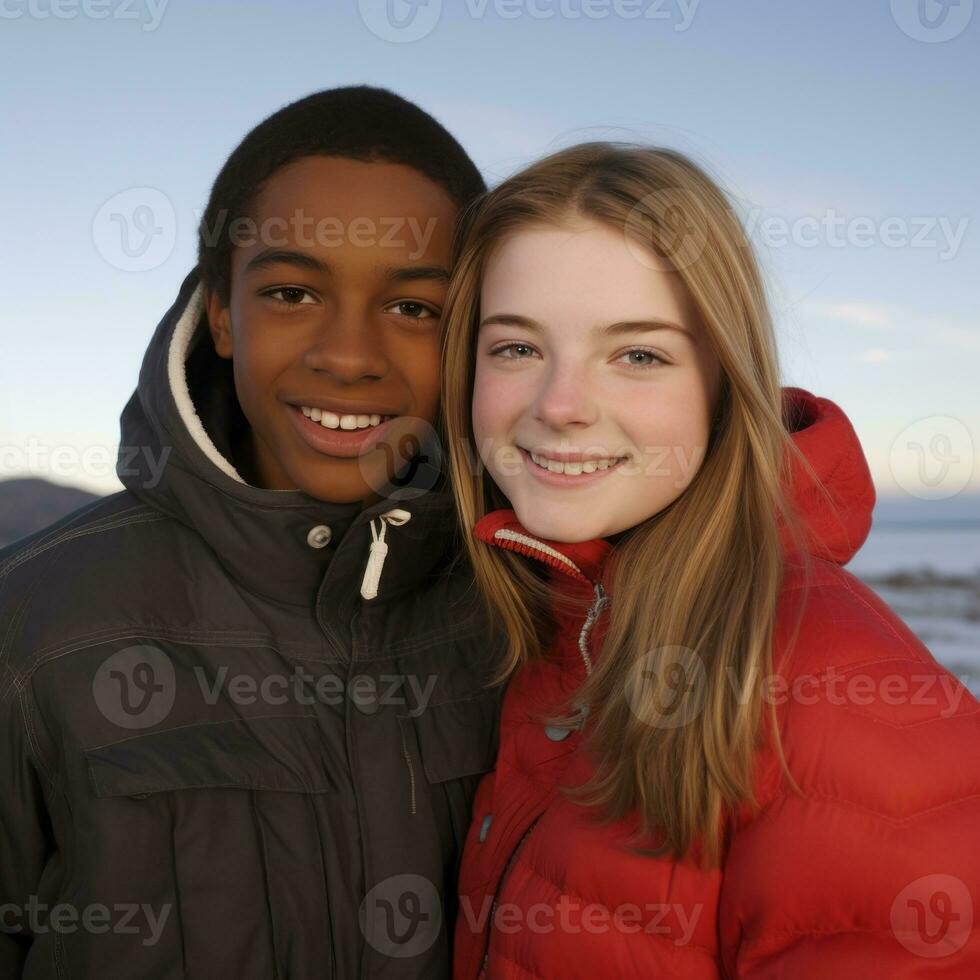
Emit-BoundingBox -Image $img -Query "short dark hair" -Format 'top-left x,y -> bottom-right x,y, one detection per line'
197,85 -> 486,303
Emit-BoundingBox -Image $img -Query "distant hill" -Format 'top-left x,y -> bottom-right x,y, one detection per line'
0,477 -> 103,549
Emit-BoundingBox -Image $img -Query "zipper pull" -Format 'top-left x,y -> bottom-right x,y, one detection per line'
359,508 -> 412,600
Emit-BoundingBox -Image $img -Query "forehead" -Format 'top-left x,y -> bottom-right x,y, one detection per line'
481,220 -> 697,328
252,155 -> 458,226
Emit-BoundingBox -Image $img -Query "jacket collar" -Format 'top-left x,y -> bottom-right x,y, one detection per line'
472,387 -> 875,584
117,267 -> 458,607
472,510 -> 615,593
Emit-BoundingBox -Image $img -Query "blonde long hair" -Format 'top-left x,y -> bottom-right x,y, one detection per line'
440,143 -> 814,867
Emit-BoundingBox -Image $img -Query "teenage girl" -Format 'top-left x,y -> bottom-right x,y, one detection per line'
440,143 -> 980,978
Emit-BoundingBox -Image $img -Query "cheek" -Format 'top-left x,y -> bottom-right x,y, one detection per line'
228,326 -> 283,419
471,360 -> 514,444
396,337 -> 441,418
621,384 -> 713,476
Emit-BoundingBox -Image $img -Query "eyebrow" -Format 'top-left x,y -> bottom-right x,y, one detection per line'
242,250 -> 450,284
479,313 -> 692,339
244,249 -> 327,276
381,264 -> 450,284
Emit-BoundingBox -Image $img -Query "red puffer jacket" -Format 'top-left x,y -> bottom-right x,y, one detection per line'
455,387 -> 980,978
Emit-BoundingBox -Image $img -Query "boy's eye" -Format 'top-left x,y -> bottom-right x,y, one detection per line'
263,286 -> 317,307
384,300 -> 438,320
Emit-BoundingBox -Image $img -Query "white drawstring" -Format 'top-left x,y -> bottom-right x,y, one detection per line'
359,508 -> 413,600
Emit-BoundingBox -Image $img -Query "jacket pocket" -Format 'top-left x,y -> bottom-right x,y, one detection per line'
79,714 -> 335,980
84,713 -> 334,798
397,689 -> 501,905
400,689 -> 501,785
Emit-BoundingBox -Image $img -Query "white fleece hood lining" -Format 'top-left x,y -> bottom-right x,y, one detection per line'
166,281 -> 247,486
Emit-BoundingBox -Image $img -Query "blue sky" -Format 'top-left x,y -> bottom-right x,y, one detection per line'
1,0 -> 977,501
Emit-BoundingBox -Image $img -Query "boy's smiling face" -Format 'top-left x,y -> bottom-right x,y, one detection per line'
206,155 -> 457,504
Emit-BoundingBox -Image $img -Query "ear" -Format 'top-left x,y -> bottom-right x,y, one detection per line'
205,289 -> 234,360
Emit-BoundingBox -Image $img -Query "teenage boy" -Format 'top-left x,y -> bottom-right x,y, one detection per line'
0,86 -> 505,979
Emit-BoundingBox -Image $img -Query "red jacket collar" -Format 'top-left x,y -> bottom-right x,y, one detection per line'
472,387 -> 875,582
472,509 -> 615,588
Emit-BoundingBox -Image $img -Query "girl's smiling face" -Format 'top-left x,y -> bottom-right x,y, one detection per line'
472,217 -> 722,543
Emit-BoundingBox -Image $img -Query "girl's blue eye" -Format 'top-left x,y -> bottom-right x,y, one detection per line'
490,343 -> 536,359
489,344 -> 665,369
619,348 -> 664,369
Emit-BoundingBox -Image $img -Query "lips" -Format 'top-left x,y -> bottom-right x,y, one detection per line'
283,392 -> 402,412
286,403 -> 398,459
518,447 -> 627,486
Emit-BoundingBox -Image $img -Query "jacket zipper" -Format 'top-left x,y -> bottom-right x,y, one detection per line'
475,584 -> 608,976
476,816 -> 543,978
576,581 -> 607,676
399,723 -> 418,815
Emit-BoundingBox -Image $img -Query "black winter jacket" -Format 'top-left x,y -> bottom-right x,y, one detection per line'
0,268 -> 505,979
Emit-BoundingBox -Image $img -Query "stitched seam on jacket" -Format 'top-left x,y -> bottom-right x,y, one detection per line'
347,611 -> 485,658
0,497 -> 148,568
9,627 -> 291,695
835,571 -> 920,655
752,784 -> 980,824
0,509 -> 167,580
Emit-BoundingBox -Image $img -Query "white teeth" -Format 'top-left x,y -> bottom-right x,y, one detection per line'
299,407 -> 391,430
528,451 -> 623,475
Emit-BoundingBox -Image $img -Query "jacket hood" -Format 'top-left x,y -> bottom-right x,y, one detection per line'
116,267 -> 459,606
472,387 -> 876,588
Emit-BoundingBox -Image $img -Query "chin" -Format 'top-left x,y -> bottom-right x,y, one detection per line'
294,468 -> 373,505
511,501 -> 605,544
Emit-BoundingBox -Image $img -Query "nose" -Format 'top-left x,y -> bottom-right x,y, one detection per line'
532,358 -> 598,430
301,305 -> 389,383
